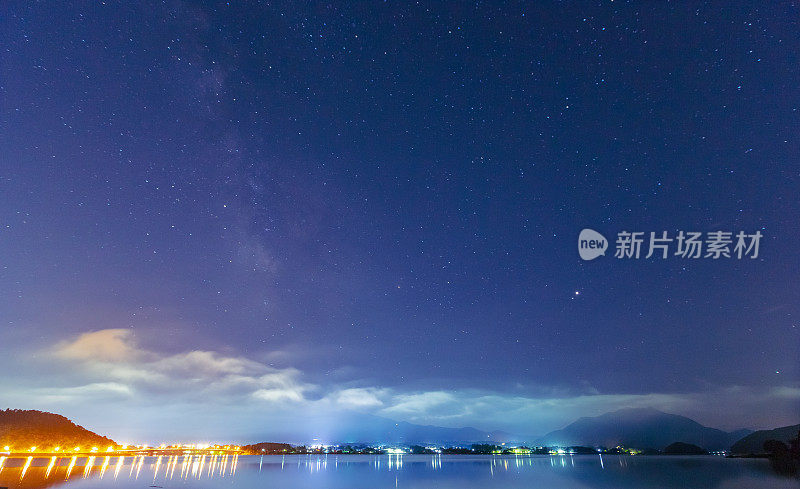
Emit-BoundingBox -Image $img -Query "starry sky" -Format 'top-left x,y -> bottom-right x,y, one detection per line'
0,2 -> 798,443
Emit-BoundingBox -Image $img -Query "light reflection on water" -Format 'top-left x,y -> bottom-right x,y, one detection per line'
0,453 -> 795,489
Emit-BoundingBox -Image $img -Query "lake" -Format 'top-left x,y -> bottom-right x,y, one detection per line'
0,453 -> 795,489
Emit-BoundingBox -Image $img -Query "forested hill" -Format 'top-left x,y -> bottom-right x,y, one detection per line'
0,409 -> 116,450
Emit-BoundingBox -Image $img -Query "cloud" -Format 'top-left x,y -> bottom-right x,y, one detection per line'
46,329 -> 312,405
54,329 -> 143,362
374,387 -> 800,434
154,350 -> 265,377
771,386 -> 800,399
31,382 -> 133,403
8,328 -> 798,441
380,391 -> 467,419
252,388 -> 305,403
328,388 -> 387,409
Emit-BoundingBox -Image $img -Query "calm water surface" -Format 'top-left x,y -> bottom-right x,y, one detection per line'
0,453 -> 795,489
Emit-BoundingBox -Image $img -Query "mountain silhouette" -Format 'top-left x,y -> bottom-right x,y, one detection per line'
730,423 -> 800,454
537,407 -> 748,450
0,409 -> 116,450
247,411 -> 528,445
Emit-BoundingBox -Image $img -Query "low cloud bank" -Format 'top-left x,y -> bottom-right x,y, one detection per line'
2,329 -> 797,443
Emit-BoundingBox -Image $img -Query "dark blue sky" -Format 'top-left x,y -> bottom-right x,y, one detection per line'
1,1 -> 798,442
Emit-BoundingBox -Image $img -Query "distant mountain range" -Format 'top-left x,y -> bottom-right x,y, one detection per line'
249,412 -> 526,445
730,424 -> 800,454
536,407 -> 752,451
0,409 -> 116,450
3,407 -> 794,453
249,408 -> 759,449
362,419 -> 521,445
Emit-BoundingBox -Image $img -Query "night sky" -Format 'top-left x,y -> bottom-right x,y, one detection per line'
1,2 -> 798,443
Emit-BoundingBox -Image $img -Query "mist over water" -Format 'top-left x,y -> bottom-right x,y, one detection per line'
0,454 -> 794,489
